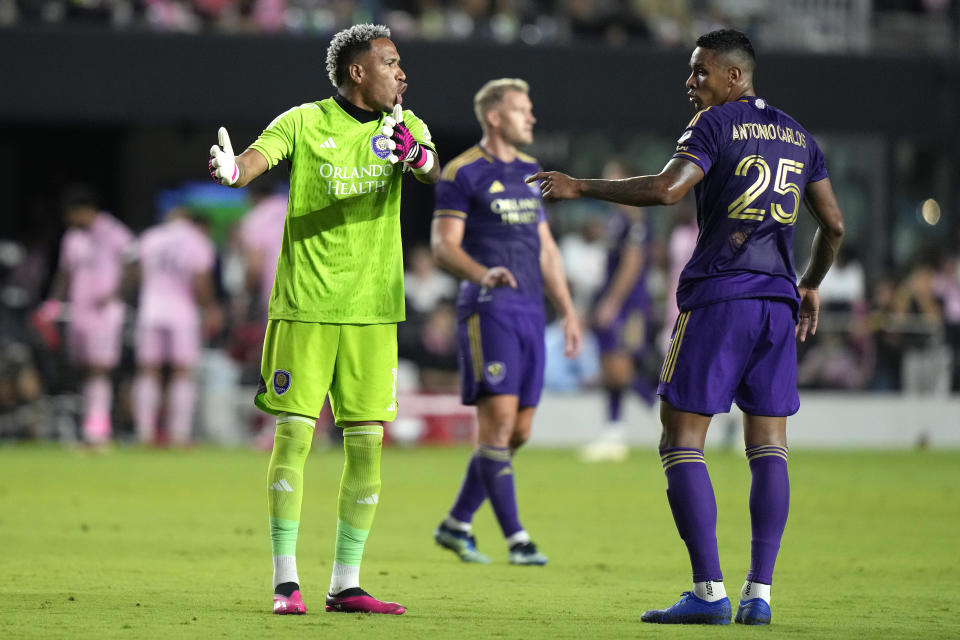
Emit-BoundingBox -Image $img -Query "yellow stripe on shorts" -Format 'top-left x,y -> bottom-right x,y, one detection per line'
660,311 -> 690,383
467,313 -> 483,382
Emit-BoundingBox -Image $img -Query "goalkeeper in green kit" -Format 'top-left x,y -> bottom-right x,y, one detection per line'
208,24 -> 439,615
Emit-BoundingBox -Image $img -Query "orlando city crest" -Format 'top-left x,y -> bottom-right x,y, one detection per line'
485,361 -> 506,385
273,369 -> 291,395
371,134 -> 391,159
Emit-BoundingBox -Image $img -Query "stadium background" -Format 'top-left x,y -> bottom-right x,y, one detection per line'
0,3 -> 959,637
3,1 -> 959,447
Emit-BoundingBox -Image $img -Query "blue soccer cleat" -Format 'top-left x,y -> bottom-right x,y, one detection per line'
508,541 -> 548,566
434,523 -> 491,563
641,591 -> 732,624
735,597 -> 771,625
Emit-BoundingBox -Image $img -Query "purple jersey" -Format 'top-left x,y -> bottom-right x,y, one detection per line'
673,96 -> 828,315
434,145 -> 546,315
599,209 -> 651,309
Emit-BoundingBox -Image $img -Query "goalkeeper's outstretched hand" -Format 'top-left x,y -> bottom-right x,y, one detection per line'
381,104 -> 433,173
209,127 -> 239,186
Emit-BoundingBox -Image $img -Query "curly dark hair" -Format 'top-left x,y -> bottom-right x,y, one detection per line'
325,24 -> 392,89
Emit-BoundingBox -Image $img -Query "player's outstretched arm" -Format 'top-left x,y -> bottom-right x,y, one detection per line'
527,158 -> 703,207
796,177 -> 846,342
430,216 -> 516,288
208,126 -> 268,188
538,222 -> 581,358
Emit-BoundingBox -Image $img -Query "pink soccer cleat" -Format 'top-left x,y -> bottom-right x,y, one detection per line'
325,588 -> 405,615
273,589 -> 306,615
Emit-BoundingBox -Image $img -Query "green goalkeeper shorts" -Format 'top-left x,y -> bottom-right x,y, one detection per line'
255,320 -> 398,425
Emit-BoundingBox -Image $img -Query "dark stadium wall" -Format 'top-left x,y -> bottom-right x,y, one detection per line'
3,28 -> 957,135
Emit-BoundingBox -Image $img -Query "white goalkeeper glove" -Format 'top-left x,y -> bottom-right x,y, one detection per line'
208,126 -> 239,186
381,104 -> 434,173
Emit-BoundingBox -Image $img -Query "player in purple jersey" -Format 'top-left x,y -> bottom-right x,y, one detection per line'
431,78 -> 581,565
581,159 -> 659,463
530,30 -> 845,625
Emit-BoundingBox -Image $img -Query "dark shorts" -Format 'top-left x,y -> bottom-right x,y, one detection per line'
456,306 -> 545,407
657,299 -> 799,416
594,304 -> 651,355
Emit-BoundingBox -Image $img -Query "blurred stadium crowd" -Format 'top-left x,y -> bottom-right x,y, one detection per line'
1,0 -> 957,53
0,0 -> 957,445
0,170 -> 957,444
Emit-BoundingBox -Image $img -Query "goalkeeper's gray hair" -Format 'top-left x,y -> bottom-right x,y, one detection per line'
326,24 -> 392,88
474,78 -> 530,130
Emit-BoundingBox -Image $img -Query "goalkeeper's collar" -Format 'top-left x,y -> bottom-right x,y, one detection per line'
334,94 -> 381,124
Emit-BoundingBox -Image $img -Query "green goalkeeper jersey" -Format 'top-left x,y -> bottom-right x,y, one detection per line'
249,97 -> 436,324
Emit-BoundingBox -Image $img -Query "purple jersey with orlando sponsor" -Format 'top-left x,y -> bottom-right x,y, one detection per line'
435,145 -> 547,406
673,96 -> 828,316
434,145 -> 546,316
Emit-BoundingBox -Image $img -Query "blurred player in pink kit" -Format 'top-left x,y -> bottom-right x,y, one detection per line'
47,185 -> 135,444
132,206 -> 218,445
240,182 -> 287,321
239,183 -> 289,448
659,205 -> 700,355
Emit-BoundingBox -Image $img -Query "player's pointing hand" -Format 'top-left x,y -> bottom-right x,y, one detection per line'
209,126 -> 239,186
526,171 -> 581,202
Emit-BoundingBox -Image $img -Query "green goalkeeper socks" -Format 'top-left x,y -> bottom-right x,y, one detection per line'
267,414 -> 314,557
334,424 -> 384,567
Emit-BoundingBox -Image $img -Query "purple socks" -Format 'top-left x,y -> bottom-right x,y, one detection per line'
449,445 -> 522,538
449,452 -> 487,523
660,447 -> 723,582
745,445 -> 790,585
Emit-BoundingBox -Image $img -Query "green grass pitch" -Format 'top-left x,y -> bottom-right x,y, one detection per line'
1,444 -> 958,638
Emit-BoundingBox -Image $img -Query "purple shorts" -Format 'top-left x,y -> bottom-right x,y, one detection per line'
594,304 -> 651,355
657,299 -> 799,416
456,306 -> 545,407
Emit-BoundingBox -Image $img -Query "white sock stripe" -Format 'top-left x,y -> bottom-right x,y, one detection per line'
277,415 -> 316,428
343,430 -> 383,436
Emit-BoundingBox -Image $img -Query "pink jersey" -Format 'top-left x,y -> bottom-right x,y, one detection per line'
60,212 -> 134,309
660,222 -> 699,353
240,194 -> 287,312
137,218 -> 215,327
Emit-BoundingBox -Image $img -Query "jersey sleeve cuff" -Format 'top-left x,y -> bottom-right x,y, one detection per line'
673,150 -> 711,175
247,143 -> 279,170
434,209 -> 466,219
